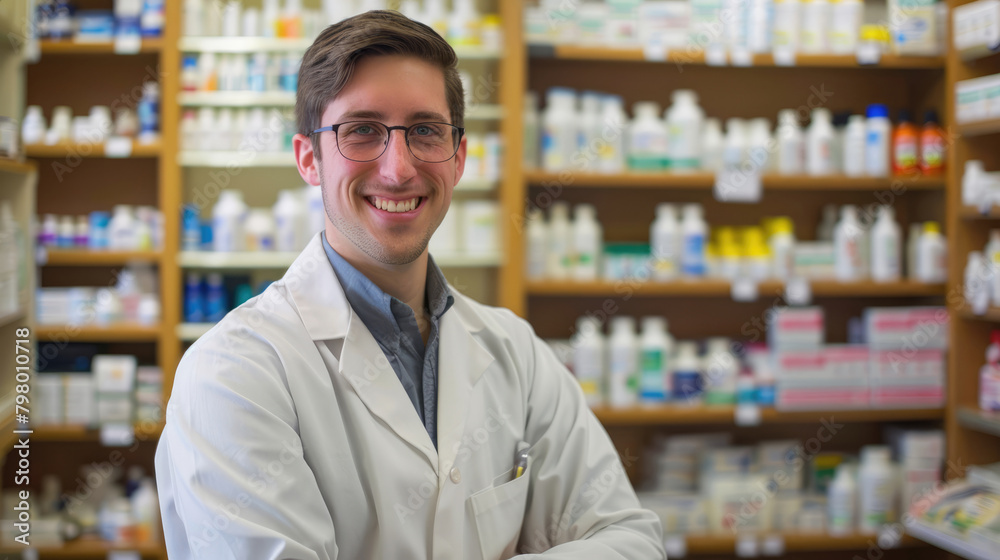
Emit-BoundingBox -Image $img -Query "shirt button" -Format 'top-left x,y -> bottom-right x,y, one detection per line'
449,467 -> 461,484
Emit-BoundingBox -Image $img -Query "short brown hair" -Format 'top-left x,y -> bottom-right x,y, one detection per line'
296,10 -> 465,158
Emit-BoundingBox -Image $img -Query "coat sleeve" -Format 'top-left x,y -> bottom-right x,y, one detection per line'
154,328 -> 338,560
510,316 -> 666,559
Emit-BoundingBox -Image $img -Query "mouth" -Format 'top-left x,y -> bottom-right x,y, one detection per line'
366,195 -> 425,213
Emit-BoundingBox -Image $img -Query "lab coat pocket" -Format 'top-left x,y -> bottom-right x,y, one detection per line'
469,463 -> 531,560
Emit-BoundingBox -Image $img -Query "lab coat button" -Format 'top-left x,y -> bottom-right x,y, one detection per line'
449,467 -> 461,484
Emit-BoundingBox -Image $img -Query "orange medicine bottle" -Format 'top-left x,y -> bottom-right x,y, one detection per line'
919,110 -> 946,175
892,110 -> 918,176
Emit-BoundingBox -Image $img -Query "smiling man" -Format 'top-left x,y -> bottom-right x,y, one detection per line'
155,10 -> 665,560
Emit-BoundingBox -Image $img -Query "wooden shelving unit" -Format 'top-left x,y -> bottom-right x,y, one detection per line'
35,324 -> 162,342
532,45 -> 946,69
38,39 -> 164,54
33,422 -> 164,442
526,280 -> 945,298
0,537 -> 162,558
0,158 -> 37,175
40,249 -> 162,266
942,0 -> 1000,497
24,141 -> 163,158
593,405 -> 944,426
525,170 -> 945,190
679,532 -> 924,555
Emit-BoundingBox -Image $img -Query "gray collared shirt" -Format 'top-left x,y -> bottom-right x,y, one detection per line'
322,234 -> 454,448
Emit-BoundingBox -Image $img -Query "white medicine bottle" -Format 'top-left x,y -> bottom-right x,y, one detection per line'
827,463 -> 857,535
607,316 -> 639,408
542,87 -> 578,172
572,316 -> 606,408
775,109 -> 804,175
525,207 -> 548,280
665,89 -> 704,171
571,204 -> 602,281
858,445 -> 897,532
681,203 -> 708,277
628,101 -> 668,171
865,104 -> 892,177
834,204 -> 864,280
650,203 -> 680,281
547,202 -> 572,279
870,205 -> 901,282
639,316 -> 672,404
273,189 -> 307,252
600,95 -> 628,173
806,107 -> 834,176
843,114 -> 866,177
213,189 -> 248,252
916,221 -> 947,283
701,118 -> 725,172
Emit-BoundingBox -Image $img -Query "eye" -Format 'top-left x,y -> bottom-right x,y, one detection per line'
413,124 -> 442,137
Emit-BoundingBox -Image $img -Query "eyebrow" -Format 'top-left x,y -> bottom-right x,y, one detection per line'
338,110 -> 451,123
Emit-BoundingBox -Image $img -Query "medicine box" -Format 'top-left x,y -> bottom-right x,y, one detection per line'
97,395 -> 134,424
64,374 -> 96,426
869,349 -> 945,408
93,355 -> 137,393
864,307 -> 948,350
769,306 -> 824,350
953,0 -> 1000,54
775,347 -> 870,410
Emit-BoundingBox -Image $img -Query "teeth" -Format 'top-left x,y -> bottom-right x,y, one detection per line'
370,196 -> 420,213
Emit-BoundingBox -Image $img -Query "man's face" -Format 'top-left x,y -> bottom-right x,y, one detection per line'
296,54 -> 465,266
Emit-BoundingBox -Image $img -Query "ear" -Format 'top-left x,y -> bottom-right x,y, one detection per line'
451,134 -> 467,188
293,133 -> 322,186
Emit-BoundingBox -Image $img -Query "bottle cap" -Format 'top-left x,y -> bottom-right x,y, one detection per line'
866,104 -> 889,119
923,221 -> 940,234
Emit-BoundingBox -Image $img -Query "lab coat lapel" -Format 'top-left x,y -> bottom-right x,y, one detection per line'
436,305 -> 494,474
338,307 -> 439,471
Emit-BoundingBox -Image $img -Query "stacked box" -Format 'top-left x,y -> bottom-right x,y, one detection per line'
866,307 -> 948,408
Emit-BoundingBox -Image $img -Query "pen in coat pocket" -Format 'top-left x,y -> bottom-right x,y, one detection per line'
513,448 -> 529,480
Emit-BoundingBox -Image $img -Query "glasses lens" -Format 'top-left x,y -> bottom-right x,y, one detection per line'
407,123 -> 460,163
336,122 -> 389,162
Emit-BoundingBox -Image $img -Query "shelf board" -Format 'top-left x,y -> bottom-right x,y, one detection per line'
906,520 -> 994,560
593,405 -> 943,426
957,407 -> 1000,438
25,141 -> 161,158
958,118 -> 1000,137
960,205 -> 1000,219
526,279 -> 945,298
38,38 -> 163,54
178,251 -> 300,269
455,177 -> 499,192
179,36 -> 314,52
465,104 -> 503,120
36,324 -> 162,342
178,91 -> 296,107
524,170 -> 944,190
433,253 -> 503,267
177,322 -> 214,342
0,308 -> 26,329
680,532 -> 923,555
0,536 -> 163,558
32,422 -> 163,442
0,158 -> 37,175
40,249 -> 162,266
532,44 -> 945,68
957,304 -> 1000,322
179,151 -> 296,167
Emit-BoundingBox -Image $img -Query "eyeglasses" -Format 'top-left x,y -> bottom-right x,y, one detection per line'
311,121 -> 465,163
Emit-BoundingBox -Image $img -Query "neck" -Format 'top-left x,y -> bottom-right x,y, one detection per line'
324,227 -> 428,321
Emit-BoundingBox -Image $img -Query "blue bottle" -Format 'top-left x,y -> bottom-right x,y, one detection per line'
204,273 -> 227,323
184,273 -> 205,323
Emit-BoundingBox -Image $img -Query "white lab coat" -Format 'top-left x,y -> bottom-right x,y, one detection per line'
155,234 -> 665,559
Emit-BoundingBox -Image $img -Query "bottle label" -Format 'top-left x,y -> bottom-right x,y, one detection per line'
894,138 -> 917,171
921,137 -> 944,171
683,234 -> 706,275
640,349 -> 666,400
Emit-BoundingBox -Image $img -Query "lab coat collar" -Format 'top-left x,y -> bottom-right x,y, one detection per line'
285,234 -> 496,469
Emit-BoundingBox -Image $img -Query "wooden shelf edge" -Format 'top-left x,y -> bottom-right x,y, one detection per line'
957,118 -> 1000,137
31,422 -> 163,442
536,44 -> 944,69
678,532 -> 923,554
524,170 -> 944,190
35,324 -> 163,342
959,205 -> 1000,219
594,406 -> 943,426
957,304 -> 1000,322
25,141 -> 162,158
0,539 -> 163,558
956,407 -> 1000,438
0,158 -> 37,175
526,280 -> 945,298
39,38 -> 164,54
41,249 -> 163,266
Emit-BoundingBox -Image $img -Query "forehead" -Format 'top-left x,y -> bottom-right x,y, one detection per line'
324,54 -> 450,123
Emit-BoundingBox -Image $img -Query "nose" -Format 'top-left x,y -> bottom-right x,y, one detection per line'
378,129 -> 418,184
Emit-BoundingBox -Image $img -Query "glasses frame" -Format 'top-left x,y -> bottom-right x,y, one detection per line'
311,120 -> 466,163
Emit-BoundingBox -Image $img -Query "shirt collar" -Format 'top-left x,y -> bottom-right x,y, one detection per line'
321,233 -> 454,336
